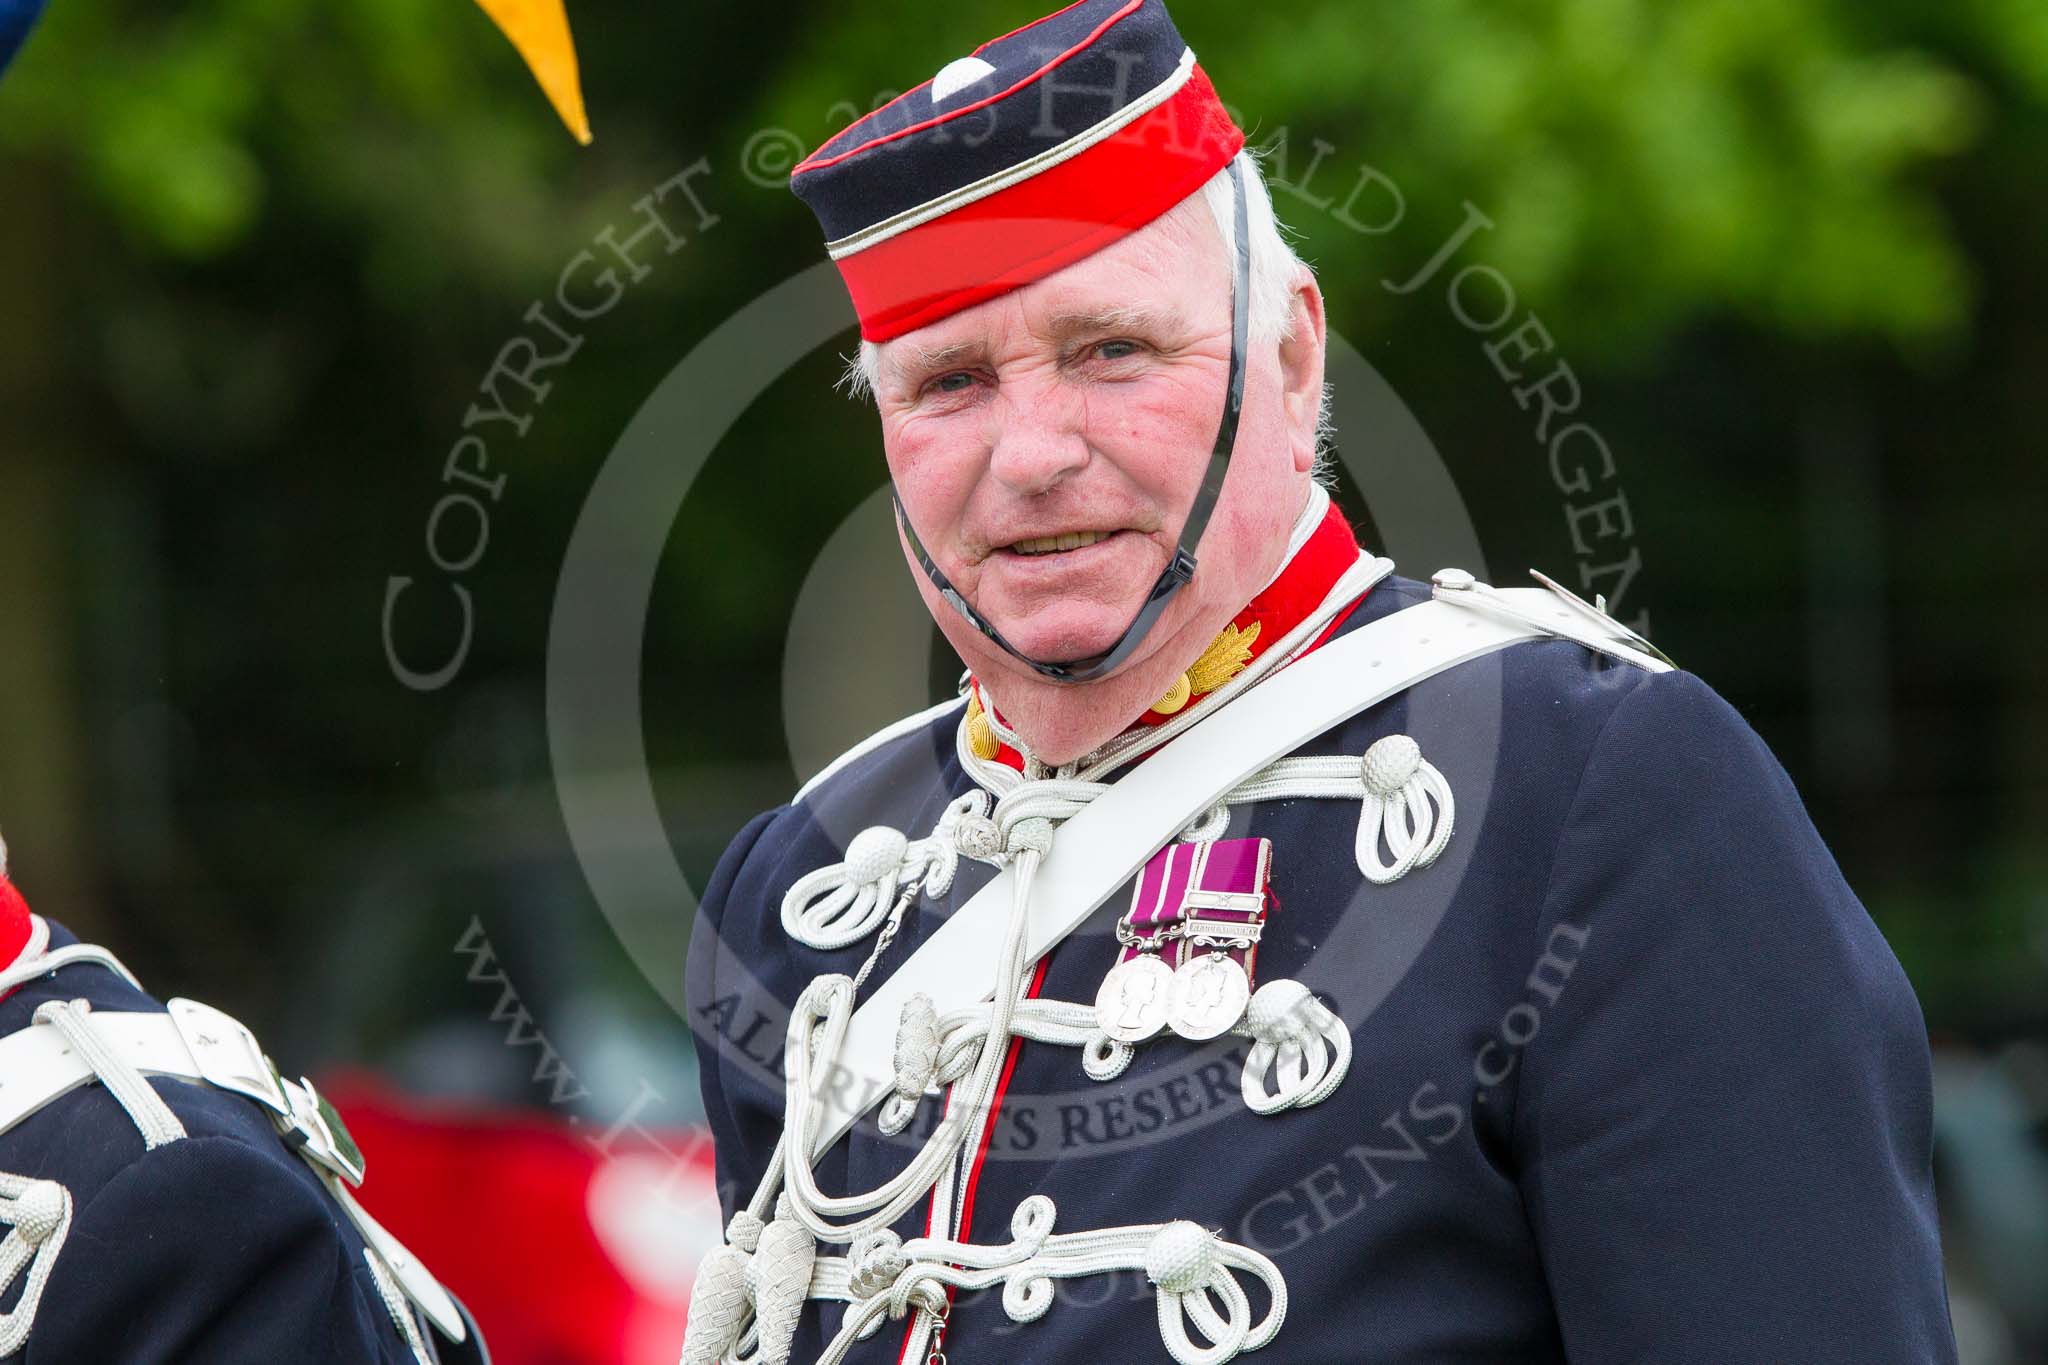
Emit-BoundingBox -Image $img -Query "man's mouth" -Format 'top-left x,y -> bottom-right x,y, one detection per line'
1004,530 -> 1116,557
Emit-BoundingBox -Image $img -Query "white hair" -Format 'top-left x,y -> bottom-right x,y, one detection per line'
1200,148 -> 1307,346
844,149 -> 1312,397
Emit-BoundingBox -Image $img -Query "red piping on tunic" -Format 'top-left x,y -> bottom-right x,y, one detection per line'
908,508 -> 1373,1355
896,956 -> 1053,1363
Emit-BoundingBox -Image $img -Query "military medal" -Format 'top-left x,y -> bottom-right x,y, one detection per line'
1096,841 -> 1204,1042
1096,953 -> 1176,1042
1098,838 -> 1275,1043
1167,838 -> 1272,1041
1167,951 -> 1251,1041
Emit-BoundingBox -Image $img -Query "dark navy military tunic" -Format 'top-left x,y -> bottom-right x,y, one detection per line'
0,923 -> 486,1364
688,574 -> 1957,1363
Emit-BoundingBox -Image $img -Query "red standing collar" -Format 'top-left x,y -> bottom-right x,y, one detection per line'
0,877 -> 35,1001
969,499 -> 1367,769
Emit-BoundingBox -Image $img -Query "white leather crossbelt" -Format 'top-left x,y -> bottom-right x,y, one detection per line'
0,1000 -> 351,1174
812,578 -> 1671,1153
676,568 -> 1674,1365
4,1002 -> 252,1133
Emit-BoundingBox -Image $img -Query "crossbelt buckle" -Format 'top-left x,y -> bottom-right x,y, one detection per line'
165,996 -> 366,1187
276,1074 -> 368,1187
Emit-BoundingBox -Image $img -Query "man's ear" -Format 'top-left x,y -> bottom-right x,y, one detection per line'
1278,268 -> 1327,475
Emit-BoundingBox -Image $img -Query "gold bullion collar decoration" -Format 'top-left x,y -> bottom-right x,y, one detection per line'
965,690 -> 1000,761
1151,621 -> 1260,717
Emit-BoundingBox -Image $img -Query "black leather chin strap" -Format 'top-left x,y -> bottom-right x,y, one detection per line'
893,156 -> 1252,684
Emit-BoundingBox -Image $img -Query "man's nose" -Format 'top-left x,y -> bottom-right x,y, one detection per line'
986,380 -> 1089,497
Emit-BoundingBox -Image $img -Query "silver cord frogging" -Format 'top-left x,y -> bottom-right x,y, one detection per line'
684,556 -> 1406,1365
687,819 -> 1289,1365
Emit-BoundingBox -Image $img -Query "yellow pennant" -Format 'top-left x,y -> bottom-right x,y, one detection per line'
473,0 -> 592,144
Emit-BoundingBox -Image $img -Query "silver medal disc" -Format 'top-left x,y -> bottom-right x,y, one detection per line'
1168,953 -> 1252,1040
1096,953 -> 1176,1043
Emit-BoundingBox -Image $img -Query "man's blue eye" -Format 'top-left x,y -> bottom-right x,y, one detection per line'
1098,340 -> 1140,360
934,372 -> 975,393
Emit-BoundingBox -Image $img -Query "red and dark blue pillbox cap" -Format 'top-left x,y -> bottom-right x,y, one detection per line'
789,0 -> 1245,342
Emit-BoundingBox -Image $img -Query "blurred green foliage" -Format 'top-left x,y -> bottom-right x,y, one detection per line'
0,0 -> 579,284
10,0 -> 2043,351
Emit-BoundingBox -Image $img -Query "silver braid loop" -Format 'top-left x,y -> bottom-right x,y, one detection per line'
920,793 -> 987,896
782,793 -> 994,953
1238,980 -> 1352,1115
780,825 -> 914,951
1354,734 -> 1454,885
1145,1222 -> 1289,1365
1082,1031 -> 1135,1081
1179,801 -> 1231,843
811,1198 -> 1290,1365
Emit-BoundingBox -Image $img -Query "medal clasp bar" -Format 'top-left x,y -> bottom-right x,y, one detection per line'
1182,890 -> 1264,914
1181,917 -> 1261,948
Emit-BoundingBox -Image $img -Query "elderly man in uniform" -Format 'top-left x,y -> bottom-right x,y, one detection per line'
0,831 -> 488,1362
682,2 -> 1957,1361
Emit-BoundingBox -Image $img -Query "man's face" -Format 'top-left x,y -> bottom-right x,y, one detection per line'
873,192 -> 1315,677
